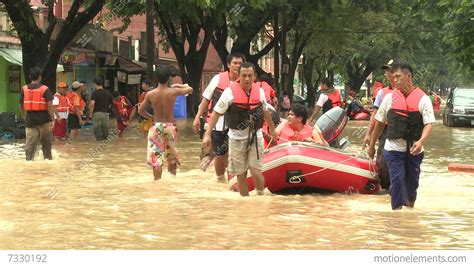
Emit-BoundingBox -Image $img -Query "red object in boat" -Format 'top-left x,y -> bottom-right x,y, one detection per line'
448,163 -> 474,173
229,142 -> 380,194
353,112 -> 370,120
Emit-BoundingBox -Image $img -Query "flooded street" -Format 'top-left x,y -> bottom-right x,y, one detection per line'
0,117 -> 473,250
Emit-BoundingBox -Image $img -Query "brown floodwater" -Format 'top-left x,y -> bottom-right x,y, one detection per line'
0,117 -> 473,249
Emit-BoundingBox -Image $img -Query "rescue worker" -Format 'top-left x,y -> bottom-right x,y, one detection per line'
202,62 -> 278,196
193,52 -> 246,183
52,82 -> 70,140
19,67 -> 54,160
67,81 -> 85,141
368,63 -> 435,210
363,60 -> 396,190
308,78 -> 343,125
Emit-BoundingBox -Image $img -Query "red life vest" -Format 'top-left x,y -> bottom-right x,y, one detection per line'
22,85 -> 49,111
227,82 -> 264,130
54,93 -> 70,113
322,89 -> 342,113
66,91 -> 85,114
261,81 -> 277,108
277,121 -> 313,144
207,72 -> 231,119
113,96 -> 131,116
386,88 -> 426,143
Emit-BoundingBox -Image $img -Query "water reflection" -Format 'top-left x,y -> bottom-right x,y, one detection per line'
0,119 -> 473,249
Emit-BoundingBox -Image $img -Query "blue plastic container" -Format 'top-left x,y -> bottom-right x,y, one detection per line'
174,95 -> 187,119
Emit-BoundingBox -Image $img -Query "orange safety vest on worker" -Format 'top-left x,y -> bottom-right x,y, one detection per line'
113,96 -> 131,116
386,88 -> 426,144
22,85 -> 49,111
54,93 -> 70,113
227,82 -> 264,130
322,89 -> 342,113
277,121 -> 313,145
206,71 -> 231,121
66,91 -> 85,114
261,81 -> 277,109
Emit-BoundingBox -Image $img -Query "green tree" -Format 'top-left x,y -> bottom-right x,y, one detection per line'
0,0 -> 106,91
112,0 -> 227,116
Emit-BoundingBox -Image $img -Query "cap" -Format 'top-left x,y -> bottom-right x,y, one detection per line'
72,81 -> 82,89
58,82 -> 67,88
381,59 -> 394,70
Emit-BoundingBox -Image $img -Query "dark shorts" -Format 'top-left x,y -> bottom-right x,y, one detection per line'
211,130 -> 229,156
68,114 -> 80,129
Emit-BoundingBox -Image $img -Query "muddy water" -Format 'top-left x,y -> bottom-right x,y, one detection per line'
0,118 -> 473,249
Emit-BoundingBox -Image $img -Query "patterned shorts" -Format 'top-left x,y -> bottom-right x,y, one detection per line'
147,122 -> 179,169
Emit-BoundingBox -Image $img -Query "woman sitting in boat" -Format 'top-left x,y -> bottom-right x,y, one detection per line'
274,103 -> 329,146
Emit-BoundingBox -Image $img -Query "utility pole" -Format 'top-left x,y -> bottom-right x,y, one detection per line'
146,0 -> 156,86
280,15 -> 287,95
273,13 -> 280,97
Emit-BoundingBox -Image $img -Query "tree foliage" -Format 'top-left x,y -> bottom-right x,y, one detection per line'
1,0 -> 106,91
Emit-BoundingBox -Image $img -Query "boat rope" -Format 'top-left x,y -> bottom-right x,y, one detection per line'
292,155 -> 363,179
368,156 -> 377,178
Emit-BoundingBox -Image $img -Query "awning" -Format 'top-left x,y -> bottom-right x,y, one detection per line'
116,55 -> 145,74
0,48 -> 64,72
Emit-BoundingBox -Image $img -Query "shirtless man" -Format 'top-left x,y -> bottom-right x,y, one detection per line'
139,66 -> 193,180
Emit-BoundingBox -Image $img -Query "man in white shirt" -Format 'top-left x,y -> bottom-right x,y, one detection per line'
368,63 -> 435,210
193,53 -> 246,182
308,78 -> 343,125
202,62 -> 277,196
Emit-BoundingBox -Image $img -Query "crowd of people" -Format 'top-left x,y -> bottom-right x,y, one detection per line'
20,56 -> 435,210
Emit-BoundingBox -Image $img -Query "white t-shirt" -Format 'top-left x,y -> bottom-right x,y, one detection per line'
202,74 -> 233,131
375,92 -> 435,153
316,93 -> 329,108
213,86 -> 268,140
52,95 -> 69,119
373,89 -> 384,108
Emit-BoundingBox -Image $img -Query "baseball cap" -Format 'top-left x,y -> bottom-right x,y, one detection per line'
58,82 -> 67,88
381,59 -> 394,70
72,81 -> 82,89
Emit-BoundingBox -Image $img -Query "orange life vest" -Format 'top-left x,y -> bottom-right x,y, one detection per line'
386,88 -> 426,143
261,81 -> 277,108
227,82 -> 264,130
322,89 -> 342,113
207,72 -> 231,120
54,93 -> 70,113
22,85 -> 49,111
277,121 -> 313,144
66,91 -> 85,114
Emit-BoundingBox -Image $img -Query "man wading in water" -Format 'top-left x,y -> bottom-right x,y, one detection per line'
139,66 -> 193,180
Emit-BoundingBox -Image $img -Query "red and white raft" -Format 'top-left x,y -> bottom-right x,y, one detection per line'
229,141 -> 380,194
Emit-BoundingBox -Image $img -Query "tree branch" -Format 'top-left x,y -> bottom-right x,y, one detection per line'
45,0 -> 57,39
